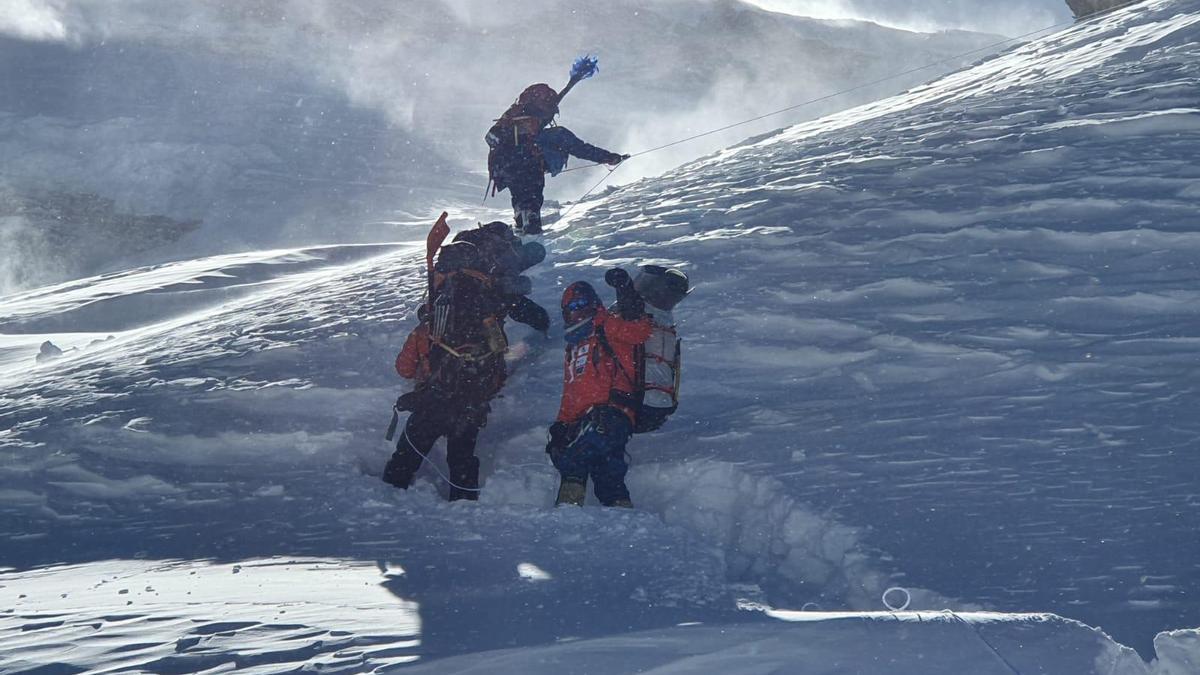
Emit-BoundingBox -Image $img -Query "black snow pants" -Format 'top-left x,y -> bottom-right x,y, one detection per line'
506,164 -> 545,235
382,399 -> 489,501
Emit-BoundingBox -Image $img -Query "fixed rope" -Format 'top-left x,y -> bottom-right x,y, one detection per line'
543,0 -> 1150,226
556,0 -> 1152,177
556,165 -> 620,223
944,610 -> 1026,675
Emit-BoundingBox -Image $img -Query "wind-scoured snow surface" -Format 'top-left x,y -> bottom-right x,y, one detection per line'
3,1 -> 1200,673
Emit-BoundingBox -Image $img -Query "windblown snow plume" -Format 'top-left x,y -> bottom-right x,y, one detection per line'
0,0 -> 1004,289
0,0 -> 68,42
744,0 -> 1070,36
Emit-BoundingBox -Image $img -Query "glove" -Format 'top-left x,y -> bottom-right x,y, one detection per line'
605,267 -> 631,288
546,422 -> 572,460
511,295 -> 550,333
498,274 -> 533,297
606,268 -> 644,320
605,153 -> 630,166
527,302 -> 550,333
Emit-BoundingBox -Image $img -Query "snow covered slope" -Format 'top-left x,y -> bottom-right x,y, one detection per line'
3,0 -> 1200,672
553,0 -> 1200,653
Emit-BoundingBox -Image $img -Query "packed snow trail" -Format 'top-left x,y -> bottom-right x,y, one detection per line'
3,0 -> 1200,671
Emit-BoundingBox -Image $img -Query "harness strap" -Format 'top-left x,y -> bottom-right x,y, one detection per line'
433,339 -> 502,362
593,325 -> 633,386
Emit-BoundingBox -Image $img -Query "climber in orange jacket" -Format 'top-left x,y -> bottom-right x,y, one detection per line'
546,268 -> 651,507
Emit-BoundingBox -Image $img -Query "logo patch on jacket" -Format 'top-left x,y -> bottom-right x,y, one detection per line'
568,344 -> 591,382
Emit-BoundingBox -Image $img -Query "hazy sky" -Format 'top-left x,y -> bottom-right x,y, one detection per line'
744,0 -> 1074,37
0,0 -> 1078,45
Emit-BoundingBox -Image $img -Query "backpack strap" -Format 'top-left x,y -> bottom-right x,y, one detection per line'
594,324 -> 645,418
432,339 -> 501,362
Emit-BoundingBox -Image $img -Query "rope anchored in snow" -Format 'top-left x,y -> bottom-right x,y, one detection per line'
945,610 -> 1026,675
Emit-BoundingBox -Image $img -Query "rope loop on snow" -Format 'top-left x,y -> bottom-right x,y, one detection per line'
882,586 -> 911,611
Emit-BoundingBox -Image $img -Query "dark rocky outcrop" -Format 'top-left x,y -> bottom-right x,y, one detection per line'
1067,0 -> 1145,19
0,189 -> 198,293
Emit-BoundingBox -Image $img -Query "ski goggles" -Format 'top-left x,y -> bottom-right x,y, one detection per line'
565,297 -> 596,311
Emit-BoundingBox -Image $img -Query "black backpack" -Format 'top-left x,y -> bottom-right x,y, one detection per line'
485,84 -> 559,192
424,242 -> 508,402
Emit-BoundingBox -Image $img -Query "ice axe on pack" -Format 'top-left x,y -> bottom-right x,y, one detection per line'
425,212 -> 450,314
386,212 -> 450,442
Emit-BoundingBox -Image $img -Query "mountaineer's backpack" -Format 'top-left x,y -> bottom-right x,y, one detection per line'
595,266 -> 690,433
593,305 -> 681,434
385,241 -> 505,436
634,305 -> 682,433
632,266 -> 690,431
451,221 -> 544,291
422,240 -> 510,402
485,84 -> 559,192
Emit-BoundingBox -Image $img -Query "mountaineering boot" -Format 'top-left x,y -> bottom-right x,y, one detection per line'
381,455 -> 414,490
515,208 -> 542,236
609,498 -> 633,509
381,468 -> 411,490
448,486 -> 479,502
555,479 -> 587,507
